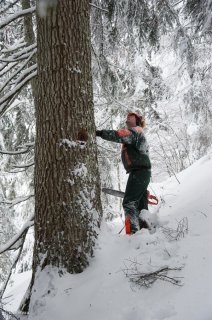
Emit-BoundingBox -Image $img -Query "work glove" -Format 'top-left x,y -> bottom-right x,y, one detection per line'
96,130 -> 103,137
77,128 -> 88,141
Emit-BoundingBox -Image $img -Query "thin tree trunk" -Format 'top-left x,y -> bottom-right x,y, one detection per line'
21,0 -> 37,101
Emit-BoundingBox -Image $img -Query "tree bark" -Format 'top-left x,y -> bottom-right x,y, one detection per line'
20,1 -> 102,313
33,0 -> 102,274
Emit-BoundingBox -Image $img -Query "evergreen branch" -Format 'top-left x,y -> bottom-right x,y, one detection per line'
2,194 -> 34,207
0,214 -> 34,255
0,93 -> 19,118
0,70 -> 37,117
12,161 -> 34,169
0,306 -> 20,320
0,147 -> 33,155
173,0 -> 184,6
1,43 -> 37,61
0,226 -> 31,302
0,7 -> 36,30
0,0 -> 20,15
14,63 -> 37,87
0,51 -> 36,63
0,61 -> 19,77
0,51 -> 36,92
90,3 -> 109,13
17,142 -> 35,149
1,37 -> 26,54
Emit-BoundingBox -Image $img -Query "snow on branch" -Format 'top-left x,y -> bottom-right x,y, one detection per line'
15,62 -> 37,84
0,70 -> 37,117
89,3 -> 109,13
0,7 -> 36,30
0,0 -> 20,15
0,149 -> 31,155
1,194 -> 34,208
0,52 -> 36,63
0,307 -> 19,320
0,39 -> 37,114
0,44 -> 37,63
0,61 -> 19,78
12,161 -> 34,169
0,214 -> 34,255
0,214 -> 33,300
1,37 -> 26,54
0,51 -> 36,92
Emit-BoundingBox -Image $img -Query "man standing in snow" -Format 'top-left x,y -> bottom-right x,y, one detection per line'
96,112 -> 151,234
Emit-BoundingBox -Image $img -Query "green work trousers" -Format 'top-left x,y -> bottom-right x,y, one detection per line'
123,168 -> 151,233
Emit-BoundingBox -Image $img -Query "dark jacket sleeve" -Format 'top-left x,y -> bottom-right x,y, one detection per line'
101,129 -> 136,144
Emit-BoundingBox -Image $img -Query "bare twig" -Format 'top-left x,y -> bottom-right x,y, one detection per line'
196,210 -> 207,218
161,217 -> 188,241
122,260 -> 183,288
89,3 -> 109,13
0,307 -> 20,320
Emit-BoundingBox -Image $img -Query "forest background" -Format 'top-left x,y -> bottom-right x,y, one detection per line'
0,0 -> 212,308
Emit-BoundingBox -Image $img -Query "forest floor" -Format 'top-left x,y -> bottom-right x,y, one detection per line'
3,150 -> 212,320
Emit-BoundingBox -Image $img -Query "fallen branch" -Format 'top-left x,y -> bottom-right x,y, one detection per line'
122,260 -> 183,288
161,217 -> 188,241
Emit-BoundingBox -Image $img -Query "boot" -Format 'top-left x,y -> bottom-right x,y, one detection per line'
139,217 -> 150,230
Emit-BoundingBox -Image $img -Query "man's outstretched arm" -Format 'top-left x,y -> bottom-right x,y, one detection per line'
96,129 -> 136,144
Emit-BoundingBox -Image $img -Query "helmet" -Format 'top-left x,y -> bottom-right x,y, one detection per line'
127,112 -> 144,127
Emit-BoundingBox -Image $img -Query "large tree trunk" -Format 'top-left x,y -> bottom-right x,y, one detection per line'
20,0 -> 102,312
33,0 -> 102,273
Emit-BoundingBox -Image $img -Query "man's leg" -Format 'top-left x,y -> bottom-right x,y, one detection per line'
137,169 -> 151,229
123,169 -> 150,234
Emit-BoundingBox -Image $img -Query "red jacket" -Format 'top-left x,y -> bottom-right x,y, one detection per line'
101,126 -> 151,172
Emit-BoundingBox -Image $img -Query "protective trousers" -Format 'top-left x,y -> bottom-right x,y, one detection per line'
123,168 -> 151,234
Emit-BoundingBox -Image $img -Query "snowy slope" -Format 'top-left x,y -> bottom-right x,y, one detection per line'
3,151 -> 212,320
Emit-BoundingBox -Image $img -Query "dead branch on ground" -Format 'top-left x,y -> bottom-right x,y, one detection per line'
122,259 -> 183,288
161,217 -> 188,241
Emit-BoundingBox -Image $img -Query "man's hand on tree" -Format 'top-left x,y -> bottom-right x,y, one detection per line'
77,128 -> 88,141
96,130 -> 103,137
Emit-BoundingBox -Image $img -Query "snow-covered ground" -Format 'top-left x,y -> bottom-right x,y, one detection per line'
3,151 -> 212,320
